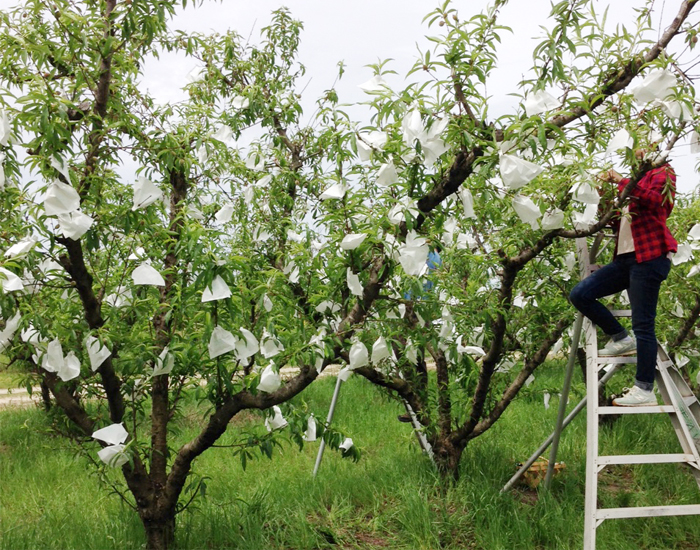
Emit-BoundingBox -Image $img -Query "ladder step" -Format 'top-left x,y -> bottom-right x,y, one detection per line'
597,453 -> 697,467
596,504 -> 700,521
599,397 -> 697,415
599,405 -> 671,415
597,356 -> 637,365
610,309 -> 632,317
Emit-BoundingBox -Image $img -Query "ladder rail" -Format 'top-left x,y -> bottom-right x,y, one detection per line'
508,235 -> 700,549
657,362 -> 700,466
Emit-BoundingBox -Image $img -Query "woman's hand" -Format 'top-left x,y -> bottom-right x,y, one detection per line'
597,169 -> 623,184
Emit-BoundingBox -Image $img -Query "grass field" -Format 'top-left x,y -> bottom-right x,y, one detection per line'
1,362 -> 700,549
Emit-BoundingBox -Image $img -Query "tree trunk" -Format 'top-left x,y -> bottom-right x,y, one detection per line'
141,513 -> 176,550
432,437 -> 464,481
40,380 -> 52,411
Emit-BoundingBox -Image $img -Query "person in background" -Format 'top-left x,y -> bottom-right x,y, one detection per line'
398,247 -> 442,423
569,147 -> 677,406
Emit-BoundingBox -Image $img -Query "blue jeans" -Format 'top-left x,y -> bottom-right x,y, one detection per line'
569,252 -> 671,389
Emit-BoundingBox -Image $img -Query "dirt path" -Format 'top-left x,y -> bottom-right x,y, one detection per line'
0,365 -> 347,410
0,387 -> 42,409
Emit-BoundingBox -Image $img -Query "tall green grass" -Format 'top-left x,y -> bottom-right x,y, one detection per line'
2,364 -> 700,549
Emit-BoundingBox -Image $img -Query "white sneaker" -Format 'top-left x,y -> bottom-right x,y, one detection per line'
613,386 -> 657,407
599,335 -> 636,357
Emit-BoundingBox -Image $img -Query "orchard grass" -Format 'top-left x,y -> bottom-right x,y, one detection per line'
0,356 -> 22,390
2,364 -> 700,550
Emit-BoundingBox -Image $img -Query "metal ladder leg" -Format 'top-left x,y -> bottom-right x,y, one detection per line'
583,317 -> 600,550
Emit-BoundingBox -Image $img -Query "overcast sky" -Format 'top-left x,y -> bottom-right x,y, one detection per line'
153,0 -> 700,193
0,0 -> 698,192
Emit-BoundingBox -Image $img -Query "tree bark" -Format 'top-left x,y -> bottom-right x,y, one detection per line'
431,436 -> 464,481
40,380 -> 52,411
141,513 -> 176,550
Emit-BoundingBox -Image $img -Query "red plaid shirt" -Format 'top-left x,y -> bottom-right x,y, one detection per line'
615,164 -> 677,263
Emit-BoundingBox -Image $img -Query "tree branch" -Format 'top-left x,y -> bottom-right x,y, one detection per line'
468,316 -> 570,440
81,0 -> 117,195
549,0 -> 699,129
57,237 -> 124,422
150,165 -> 189,489
668,291 -> 700,353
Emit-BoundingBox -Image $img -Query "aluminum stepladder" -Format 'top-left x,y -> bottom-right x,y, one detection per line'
579,237 -> 700,549
502,235 -> 700,549
312,374 -> 433,477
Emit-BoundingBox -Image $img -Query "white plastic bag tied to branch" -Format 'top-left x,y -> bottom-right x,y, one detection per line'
673,243 -> 693,265
358,131 -> 388,160
231,95 -> 250,110
284,261 -> 300,283
605,128 -> 633,155
260,329 -> 284,359
257,363 -> 281,393
346,268 -> 363,297
132,176 -> 163,211
631,69 -> 676,105
98,444 -> 129,468
245,151 -> 265,171
405,339 -> 418,365
690,131 -> 700,154
376,162 -> 399,187
92,423 -> 129,468
402,109 -> 449,165
5,236 -> 37,258
541,208 -> 564,230
265,405 -> 288,431
152,347 -> 175,377
499,154 -> 544,190
0,109 -> 11,147
340,233 -> 367,251
572,204 -> 598,230
650,99 -> 693,121
512,195 -> 541,229
359,75 -> 390,93
303,416 -> 317,442
59,349 -> 81,381
132,262 -> 165,286
50,156 -> 72,184
201,275 -> 232,302
398,231 -> 429,276
41,338 -> 80,381
688,224 -> 700,241
85,335 -> 111,372
105,286 -> 133,308
215,203 -> 234,224
523,90 -> 559,117
348,340 -> 369,370
458,187 -> 475,219
185,65 -> 205,83
0,311 -> 21,352
57,211 -> 94,239
208,326 -> 237,359
235,328 -> 259,362
93,422 -> 128,446
320,181 -> 347,200
371,336 -> 392,364
21,325 -> 42,346
456,338 -> 485,357
44,179 -> 80,215
211,124 -> 233,143
571,181 -> 600,205
0,267 -> 24,292
387,196 -> 419,225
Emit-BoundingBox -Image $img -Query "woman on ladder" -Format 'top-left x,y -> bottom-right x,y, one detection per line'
569,145 -> 677,406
